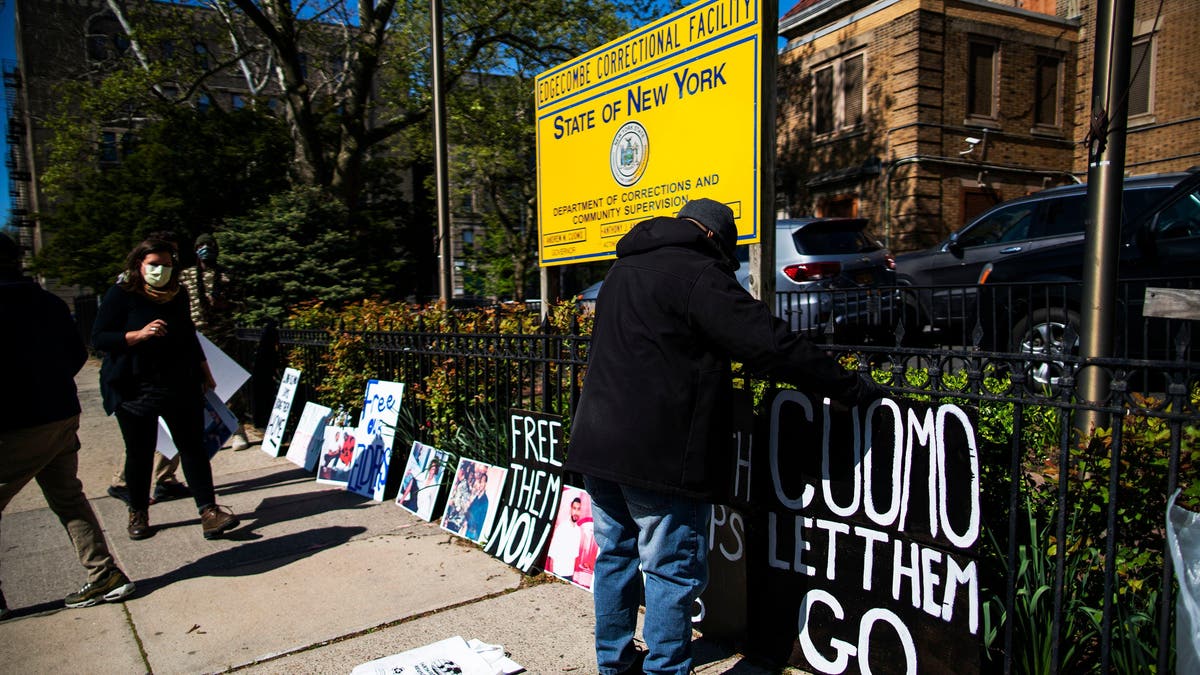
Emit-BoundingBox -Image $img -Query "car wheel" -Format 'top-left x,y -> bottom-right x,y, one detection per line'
1010,308 -> 1080,388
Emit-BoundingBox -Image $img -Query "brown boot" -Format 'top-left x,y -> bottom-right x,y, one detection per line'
128,509 -> 152,540
200,505 -> 240,540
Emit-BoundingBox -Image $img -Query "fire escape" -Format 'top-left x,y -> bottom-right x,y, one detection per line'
3,59 -> 33,256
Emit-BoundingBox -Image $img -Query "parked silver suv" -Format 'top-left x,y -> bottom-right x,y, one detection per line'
740,217 -> 896,334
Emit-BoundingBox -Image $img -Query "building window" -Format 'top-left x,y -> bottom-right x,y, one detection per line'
197,93 -> 212,112
811,52 -> 865,137
99,131 -> 119,164
86,14 -> 126,62
194,42 -> 210,70
462,229 -> 475,250
1033,53 -> 1063,128
960,188 -> 1002,227
231,93 -> 246,110
817,194 -> 858,217
967,41 -> 998,119
1128,35 -> 1154,118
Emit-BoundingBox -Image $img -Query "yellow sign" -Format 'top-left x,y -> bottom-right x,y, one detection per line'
536,0 -> 763,266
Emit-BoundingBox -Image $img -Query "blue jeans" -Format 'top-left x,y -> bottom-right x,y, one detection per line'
585,476 -> 710,675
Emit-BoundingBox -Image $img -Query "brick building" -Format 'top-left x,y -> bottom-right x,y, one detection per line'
777,0 -> 1198,253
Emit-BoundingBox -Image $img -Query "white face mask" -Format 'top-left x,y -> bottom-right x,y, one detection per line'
143,263 -> 173,288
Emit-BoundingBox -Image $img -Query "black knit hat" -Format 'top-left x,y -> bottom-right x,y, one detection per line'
678,198 -> 738,266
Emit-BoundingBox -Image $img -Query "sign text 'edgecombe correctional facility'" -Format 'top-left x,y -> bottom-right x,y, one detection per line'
535,0 -> 763,266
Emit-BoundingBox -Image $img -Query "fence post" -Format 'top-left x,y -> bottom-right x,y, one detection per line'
251,319 -> 280,428
540,314 -> 552,413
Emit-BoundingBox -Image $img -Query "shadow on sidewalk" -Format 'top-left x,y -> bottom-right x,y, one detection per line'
5,525 -> 367,620
145,465 -> 378,540
215,466 -> 316,496
132,524 -> 368,596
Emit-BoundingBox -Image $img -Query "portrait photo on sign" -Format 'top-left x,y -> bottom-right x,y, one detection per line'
395,440 -> 450,521
544,485 -> 598,591
440,459 -> 507,545
315,426 -> 358,486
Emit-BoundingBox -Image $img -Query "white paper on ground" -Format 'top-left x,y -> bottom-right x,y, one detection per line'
465,639 -> 524,675
350,635 -> 516,675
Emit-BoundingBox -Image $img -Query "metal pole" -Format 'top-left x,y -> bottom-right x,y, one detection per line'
431,0 -> 453,303
753,0 -> 778,304
1076,0 -> 1133,436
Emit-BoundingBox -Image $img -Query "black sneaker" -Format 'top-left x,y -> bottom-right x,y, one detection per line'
0,589 -> 10,620
152,480 -> 191,503
106,484 -> 131,506
64,569 -> 135,608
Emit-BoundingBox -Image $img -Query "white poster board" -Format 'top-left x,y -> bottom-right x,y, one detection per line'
156,332 -> 251,459
261,367 -> 302,457
351,636 -> 511,675
347,379 -> 405,501
286,402 -> 332,471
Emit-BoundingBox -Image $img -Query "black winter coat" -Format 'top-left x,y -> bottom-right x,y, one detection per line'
92,285 -> 205,415
0,279 -> 87,432
565,216 -> 877,500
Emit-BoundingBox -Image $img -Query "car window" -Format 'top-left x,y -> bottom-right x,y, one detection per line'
1125,186 -> 1173,224
1039,195 -> 1086,237
793,225 -> 881,255
956,203 -> 1036,247
1152,185 -> 1200,239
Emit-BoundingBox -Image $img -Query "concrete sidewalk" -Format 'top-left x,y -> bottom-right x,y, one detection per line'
0,360 -> 789,674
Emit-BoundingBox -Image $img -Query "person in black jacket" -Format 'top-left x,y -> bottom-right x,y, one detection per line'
0,233 -> 135,618
566,199 -> 885,675
92,237 -> 240,541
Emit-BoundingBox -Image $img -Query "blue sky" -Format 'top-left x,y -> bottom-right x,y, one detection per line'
1,0 -> 15,233
0,0 -> 798,228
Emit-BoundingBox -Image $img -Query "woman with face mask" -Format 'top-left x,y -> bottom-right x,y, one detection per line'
92,238 -> 240,541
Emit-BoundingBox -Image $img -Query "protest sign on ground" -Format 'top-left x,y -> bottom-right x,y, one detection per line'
396,441 -> 450,521
347,379 -> 405,501
441,459 -> 507,545
261,367 -> 301,456
544,485 -> 598,591
483,410 -> 565,573
315,426 -> 358,487
286,402 -> 332,471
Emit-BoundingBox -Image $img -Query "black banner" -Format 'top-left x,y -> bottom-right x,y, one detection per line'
484,409 -> 566,573
747,392 -> 984,674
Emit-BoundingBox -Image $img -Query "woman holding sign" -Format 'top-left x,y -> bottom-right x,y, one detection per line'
92,237 -> 241,542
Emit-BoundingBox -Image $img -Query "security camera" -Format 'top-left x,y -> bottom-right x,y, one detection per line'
965,137 -> 981,145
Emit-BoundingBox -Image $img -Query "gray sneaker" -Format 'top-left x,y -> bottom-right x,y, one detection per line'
64,569 -> 135,608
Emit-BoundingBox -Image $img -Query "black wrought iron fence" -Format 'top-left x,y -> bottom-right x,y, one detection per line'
234,290 -> 1198,674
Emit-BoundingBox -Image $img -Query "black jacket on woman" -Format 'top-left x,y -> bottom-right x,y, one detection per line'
565,216 -> 879,501
92,284 -> 205,415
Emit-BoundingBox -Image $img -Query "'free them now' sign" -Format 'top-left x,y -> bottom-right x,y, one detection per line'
535,0 -> 765,266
